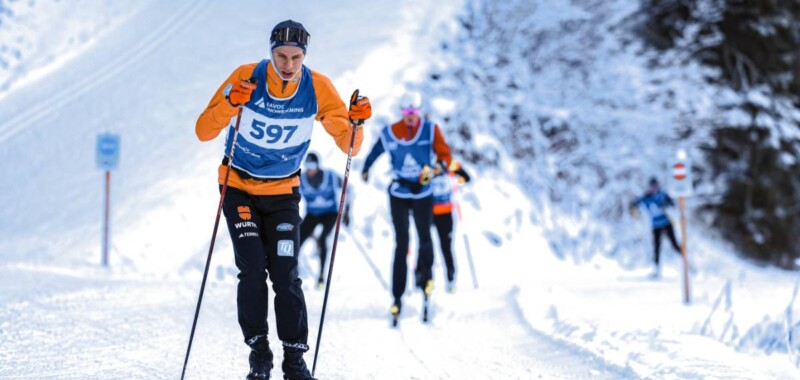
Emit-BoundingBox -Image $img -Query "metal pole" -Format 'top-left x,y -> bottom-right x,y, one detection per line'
181,106 -> 244,380
312,122 -> 359,376
450,173 -> 478,289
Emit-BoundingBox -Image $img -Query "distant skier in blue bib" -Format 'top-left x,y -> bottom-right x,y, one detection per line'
632,177 -> 681,278
361,91 -> 453,322
298,152 -> 350,289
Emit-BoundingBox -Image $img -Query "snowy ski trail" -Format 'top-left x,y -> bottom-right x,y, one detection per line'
0,237 -> 636,379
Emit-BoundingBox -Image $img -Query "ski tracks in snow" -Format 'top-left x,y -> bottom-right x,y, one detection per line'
386,289 -> 632,379
0,0 -> 209,145
306,245 -> 635,380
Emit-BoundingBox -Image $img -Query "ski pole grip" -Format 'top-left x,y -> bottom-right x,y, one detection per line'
349,89 -> 367,127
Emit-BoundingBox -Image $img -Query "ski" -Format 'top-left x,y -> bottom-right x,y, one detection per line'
422,294 -> 430,323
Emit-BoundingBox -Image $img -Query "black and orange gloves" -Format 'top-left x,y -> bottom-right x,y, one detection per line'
348,89 -> 372,126
226,78 -> 257,107
435,160 -> 471,184
450,160 -> 471,184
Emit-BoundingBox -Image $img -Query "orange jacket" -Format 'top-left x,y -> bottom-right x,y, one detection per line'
196,62 -> 363,195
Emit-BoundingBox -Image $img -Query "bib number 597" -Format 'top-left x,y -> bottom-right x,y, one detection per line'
250,120 -> 298,144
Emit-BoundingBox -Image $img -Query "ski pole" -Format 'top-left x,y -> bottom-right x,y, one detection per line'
342,224 -> 389,291
312,90 -> 365,376
450,171 -> 478,289
181,80 -> 252,380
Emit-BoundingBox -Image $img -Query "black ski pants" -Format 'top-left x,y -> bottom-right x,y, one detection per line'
433,212 -> 455,282
222,186 -> 308,349
653,223 -> 681,265
298,212 -> 337,281
389,194 -> 434,303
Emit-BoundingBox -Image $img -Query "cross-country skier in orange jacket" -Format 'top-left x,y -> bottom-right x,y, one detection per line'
195,20 -> 371,380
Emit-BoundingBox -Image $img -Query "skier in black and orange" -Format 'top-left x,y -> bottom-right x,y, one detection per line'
361,91 -> 452,324
195,20 -> 370,380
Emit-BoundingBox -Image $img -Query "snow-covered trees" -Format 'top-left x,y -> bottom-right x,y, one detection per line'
420,0 -> 800,268
641,0 -> 800,267
419,0 -> 704,266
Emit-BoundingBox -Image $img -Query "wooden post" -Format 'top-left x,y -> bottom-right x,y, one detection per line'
679,196 -> 690,304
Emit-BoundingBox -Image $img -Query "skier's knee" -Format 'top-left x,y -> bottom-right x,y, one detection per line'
238,267 -> 268,284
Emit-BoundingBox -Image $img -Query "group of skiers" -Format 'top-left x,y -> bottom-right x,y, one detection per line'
194,19 -> 470,380
193,18 -> 675,380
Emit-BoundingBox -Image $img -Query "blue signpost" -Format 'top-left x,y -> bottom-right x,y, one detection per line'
96,133 -> 120,267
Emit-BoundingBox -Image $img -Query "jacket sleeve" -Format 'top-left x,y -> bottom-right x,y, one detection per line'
432,124 -> 453,166
195,64 -> 257,142
312,71 -> 364,156
362,138 -> 385,173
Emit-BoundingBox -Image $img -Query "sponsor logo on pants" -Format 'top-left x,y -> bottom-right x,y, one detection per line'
234,221 -> 257,229
237,206 -> 252,220
276,223 -> 294,231
277,240 -> 294,257
282,341 -> 309,351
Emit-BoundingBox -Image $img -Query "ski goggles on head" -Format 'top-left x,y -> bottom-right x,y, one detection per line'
305,162 -> 319,170
271,27 -> 310,45
402,107 -> 420,116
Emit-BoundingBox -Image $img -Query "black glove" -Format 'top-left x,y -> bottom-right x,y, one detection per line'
361,171 -> 369,182
455,167 -> 471,183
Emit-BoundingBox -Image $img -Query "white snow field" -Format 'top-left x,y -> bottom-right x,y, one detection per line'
0,1 -> 798,379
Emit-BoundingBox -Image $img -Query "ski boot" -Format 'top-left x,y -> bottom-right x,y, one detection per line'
648,265 -> 662,280
422,280 -> 434,322
423,279 -> 434,296
316,276 -> 325,290
246,335 -> 273,380
446,272 -> 456,294
446,280 -> 456,294
390,300 -> 401,327
282,344 -> 317,380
